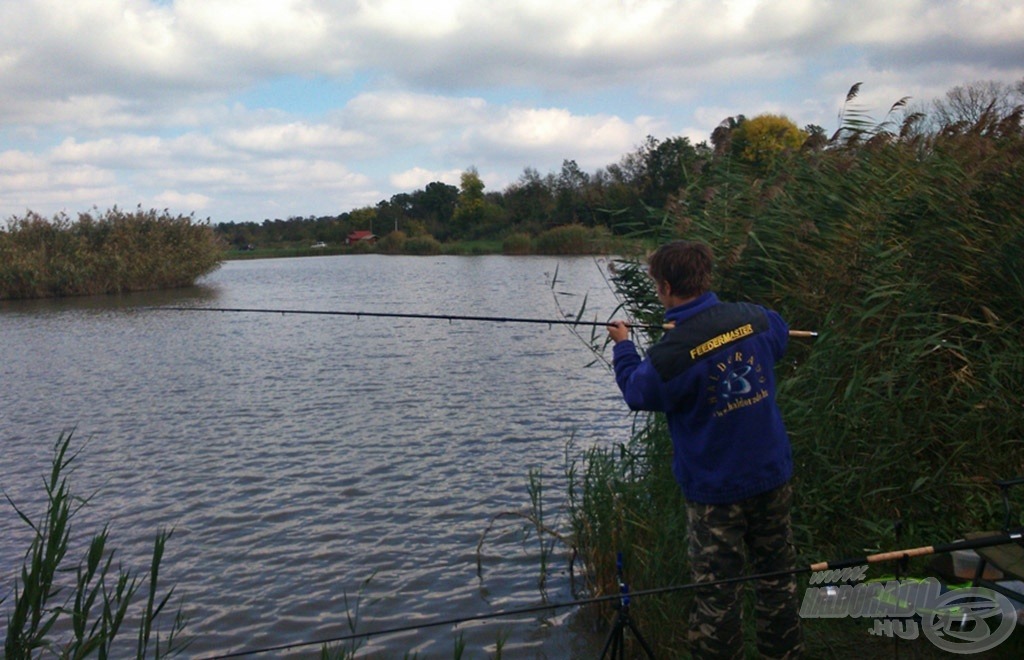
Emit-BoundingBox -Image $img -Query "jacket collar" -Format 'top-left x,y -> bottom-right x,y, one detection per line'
664,291 -> 719,324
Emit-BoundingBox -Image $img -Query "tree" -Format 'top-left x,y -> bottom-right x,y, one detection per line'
451,168 -> 502,239
596,136 -> 707,232
501,167 -> 555,232
218,221 -> 259,248
389,192 -> 415,216
802,124 -> 828,151
710,114 -> 746,155
376,199 -> 403,234
732,114 -> 808,169
931,79 -> 1024,130
554,159 -> 593,226
637,136 -> 701,209
412,181 -> 459,239
346,207 -> 377,234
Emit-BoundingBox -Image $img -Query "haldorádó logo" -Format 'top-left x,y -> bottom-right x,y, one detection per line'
921,587 -> 1017,654
800,567 -> 1017,654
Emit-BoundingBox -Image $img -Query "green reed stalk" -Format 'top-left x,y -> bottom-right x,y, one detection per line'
2,431 -> 189,658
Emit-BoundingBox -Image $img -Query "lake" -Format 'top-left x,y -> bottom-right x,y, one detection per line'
0,254 -> 638,658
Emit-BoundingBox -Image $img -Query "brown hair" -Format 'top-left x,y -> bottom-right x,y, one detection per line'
648,240 -> 714,298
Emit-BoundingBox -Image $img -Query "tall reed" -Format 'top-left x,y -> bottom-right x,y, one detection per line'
0,207 -> 223,300
565,95 -> 1024,654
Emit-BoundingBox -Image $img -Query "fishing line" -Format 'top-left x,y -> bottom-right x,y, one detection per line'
146,306 -> 819,338
197,570 -> 792,659
196,528 -> 1021,659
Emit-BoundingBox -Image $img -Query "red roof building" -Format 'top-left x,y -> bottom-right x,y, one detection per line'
346,230 -> 377,245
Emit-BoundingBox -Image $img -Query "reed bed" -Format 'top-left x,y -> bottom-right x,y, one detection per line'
566,101 -> 1024,654
0,207 -> 223,300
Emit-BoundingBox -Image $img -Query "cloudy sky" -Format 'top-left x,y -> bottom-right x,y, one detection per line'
1,0 -> 1021,224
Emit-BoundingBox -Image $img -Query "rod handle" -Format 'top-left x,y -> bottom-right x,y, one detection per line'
810,545 -> 937,572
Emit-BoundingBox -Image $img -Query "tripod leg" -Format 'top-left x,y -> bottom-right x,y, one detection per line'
599,614 -> 624,660
625,616 -> 657,659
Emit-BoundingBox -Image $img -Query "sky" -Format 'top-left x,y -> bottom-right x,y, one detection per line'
1,0 -> 1022,225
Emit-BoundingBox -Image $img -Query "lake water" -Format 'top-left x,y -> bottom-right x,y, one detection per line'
0,255 -> 637,658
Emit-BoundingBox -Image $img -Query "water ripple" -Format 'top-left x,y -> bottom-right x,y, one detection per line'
1,255 -> 632,657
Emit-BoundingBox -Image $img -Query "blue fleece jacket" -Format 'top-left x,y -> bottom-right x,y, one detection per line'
612,292 -> 793,504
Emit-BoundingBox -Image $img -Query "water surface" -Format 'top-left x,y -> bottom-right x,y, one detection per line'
0,255 -> 636,657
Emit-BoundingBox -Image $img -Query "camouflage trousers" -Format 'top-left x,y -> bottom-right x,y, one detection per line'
685,483 -> 804,659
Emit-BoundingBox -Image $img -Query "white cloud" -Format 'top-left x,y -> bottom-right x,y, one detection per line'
1,0 -> 1022,222
842,0 -> 1024,48
0,149 -> 45,173
467,107 -> 664,170
254,158 -> 368,189
339,92 -> 489,151
52,136 -> 165,165
153,190 -> 212,211
175,0 -> 329,52
390,166 -> 463,190
221,123 -> 370,154
351,0 -> 463,39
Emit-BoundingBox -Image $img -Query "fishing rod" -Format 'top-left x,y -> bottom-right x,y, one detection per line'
197,527 -> 1021,659
150,306 -> 819,338
808,528 -> 1023,572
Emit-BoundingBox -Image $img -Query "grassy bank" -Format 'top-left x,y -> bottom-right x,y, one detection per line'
223,240 -> 504,260
0,208 -> 223,300
223,224 -> 639,260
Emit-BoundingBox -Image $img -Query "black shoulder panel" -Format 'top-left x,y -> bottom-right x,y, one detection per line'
648,303 -> 769,382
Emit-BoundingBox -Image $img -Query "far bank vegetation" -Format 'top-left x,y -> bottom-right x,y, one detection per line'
0,207 -> 223,300
215,80 -> 1024,269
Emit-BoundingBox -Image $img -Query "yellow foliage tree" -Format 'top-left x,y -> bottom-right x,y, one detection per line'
734,114 -> 807,169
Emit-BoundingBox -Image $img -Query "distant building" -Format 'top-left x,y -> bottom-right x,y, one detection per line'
346,230 -> 377,245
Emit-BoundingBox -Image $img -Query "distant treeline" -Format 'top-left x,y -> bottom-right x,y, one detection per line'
565,81 -> 1024,654
0,207 -> 223,300
213,132 -> 756,251
214,80 -> 1024,261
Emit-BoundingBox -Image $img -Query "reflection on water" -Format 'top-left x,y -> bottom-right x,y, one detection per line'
0,255 -> 633,657
0,281 -> 219,314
